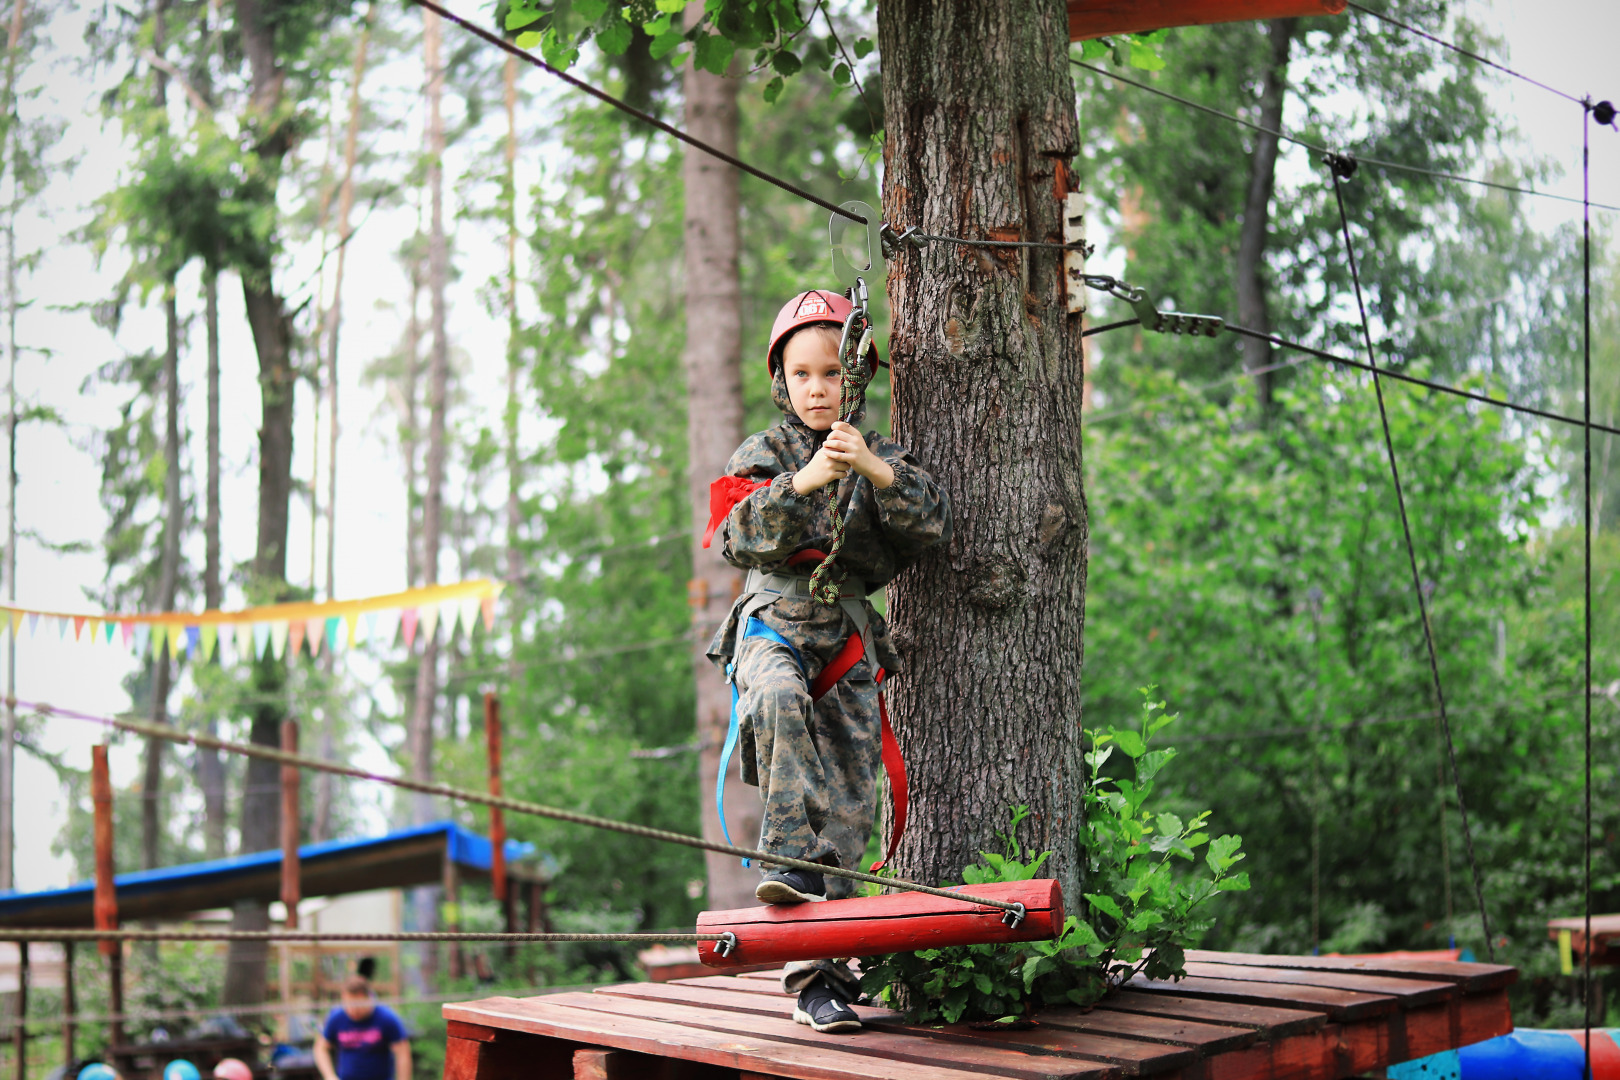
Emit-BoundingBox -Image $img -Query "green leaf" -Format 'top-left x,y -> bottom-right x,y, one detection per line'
1206,834 -> 1245,875
648,29 -> 685,59
540,27 -> 579,68
574,0 -> 609,21
597,18 -> 633,55
642,13 -> 673,35
854,36 -> 874,59
695,33 -> 735,74
1084,893 -> 1125,921
1112,728 -> 1146,758
515,30 -> 543,48
1080,38 -> 1108,61
832,62 -> 851,86
1126,910 -> 1164,932
1155,811 -> 1183,838
771,48 -> 801,76
505,5 -> 543,31
1216,871 -> 1251,892
656,0 -> 688,9
1129,38 -> 1167,70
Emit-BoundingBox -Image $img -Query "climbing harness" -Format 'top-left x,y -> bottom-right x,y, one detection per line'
717,548 -> 909,874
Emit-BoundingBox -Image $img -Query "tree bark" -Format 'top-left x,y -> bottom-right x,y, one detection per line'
503,53 -> 521,598
225,0 -> 295,1009
197,265 -> 226,861
0,0 -> 27,895
311,3 -> 373,845
142,0 -> 180,877
404,248 -> 424,591
878,0 -> 1088,899
410,2 -> 450,827
1234,18 -> 1295,410
143,283 -> 182,873
681,5 -> 754,910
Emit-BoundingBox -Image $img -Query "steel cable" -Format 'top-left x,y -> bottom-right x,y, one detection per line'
1582,101 -> 1595,1080
0,929 -> 714,944
1344,1 -> 1585,107
15,697 -> 1024,915
1071,59 -> 1620,213
1326,165 -> 1494,962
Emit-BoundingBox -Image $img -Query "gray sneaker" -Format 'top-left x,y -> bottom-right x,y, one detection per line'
755,867 -> 826,904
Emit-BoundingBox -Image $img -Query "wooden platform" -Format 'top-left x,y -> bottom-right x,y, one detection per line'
1548,913 -> 1620,964
442,949 -> 1516,1080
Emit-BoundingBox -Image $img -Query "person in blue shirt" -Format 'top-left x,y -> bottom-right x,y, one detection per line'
314,976 -> 410,1080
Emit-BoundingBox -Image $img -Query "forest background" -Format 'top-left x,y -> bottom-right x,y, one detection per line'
0,0 -> 1616,1073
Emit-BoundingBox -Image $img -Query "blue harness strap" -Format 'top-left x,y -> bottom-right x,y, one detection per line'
719,618 -> 803,866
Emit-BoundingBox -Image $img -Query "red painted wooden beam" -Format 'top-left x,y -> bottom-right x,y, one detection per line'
696,879 -> 1064,968
1069,0 -> 1346,42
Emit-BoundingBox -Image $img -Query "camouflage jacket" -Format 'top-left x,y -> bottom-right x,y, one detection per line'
706,377 -> 952,681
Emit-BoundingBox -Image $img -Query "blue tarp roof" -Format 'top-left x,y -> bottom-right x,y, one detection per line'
0,820 -> 534,928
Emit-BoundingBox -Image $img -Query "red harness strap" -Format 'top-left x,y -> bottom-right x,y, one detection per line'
787,550 -> 908,873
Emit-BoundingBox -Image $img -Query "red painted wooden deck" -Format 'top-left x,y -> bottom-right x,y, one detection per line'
441,948 -> 1515,1080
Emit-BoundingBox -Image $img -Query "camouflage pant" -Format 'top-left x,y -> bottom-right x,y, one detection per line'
733,634 -> 881,901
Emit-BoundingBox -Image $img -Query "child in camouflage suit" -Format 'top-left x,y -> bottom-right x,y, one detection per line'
703,289 -> 952,1033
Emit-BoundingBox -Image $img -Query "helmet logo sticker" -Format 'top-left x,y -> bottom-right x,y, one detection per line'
797,295 -> 829,318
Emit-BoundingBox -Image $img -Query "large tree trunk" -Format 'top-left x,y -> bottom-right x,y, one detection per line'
404,5 -> 451,988
878,0 -> 1088,898
0,0 -> 25,894
311,4 -> 372,845
198,265 -> 227,861
1234,18 -> 1295,409
681,7 -> 754,910
225,0 -> 295,1009
503,53 -> 522,598
143,283 -> 182,873
142,1 -> 180,877
410,2 -> 450,828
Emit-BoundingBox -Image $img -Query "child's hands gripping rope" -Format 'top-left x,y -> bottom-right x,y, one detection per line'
793,446 -> 852,496
822,421 -> 894,490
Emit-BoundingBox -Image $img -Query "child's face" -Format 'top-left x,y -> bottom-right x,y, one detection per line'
782,329 -> 842,431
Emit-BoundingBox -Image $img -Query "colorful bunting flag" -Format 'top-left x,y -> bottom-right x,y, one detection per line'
0,580 -> 502,667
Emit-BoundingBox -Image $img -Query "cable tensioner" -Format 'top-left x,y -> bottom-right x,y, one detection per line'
1084,275 -> 1224,338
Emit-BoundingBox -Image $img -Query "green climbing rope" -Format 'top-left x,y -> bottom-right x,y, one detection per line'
808,281 -> 876,607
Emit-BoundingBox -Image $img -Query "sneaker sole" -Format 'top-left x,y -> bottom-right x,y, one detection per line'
755,881 -> 827,904
793,1007 -> 862,1034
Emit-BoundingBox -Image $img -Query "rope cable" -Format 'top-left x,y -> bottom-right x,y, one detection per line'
409,0 -> 864,225
1582,100 -> 1594,1080
1071,59 -> 1620,213
1223,325 -> 1620,438
1326,164 -> 1494,961
15,698 -> 1023,915
1343,0 -> 1585,107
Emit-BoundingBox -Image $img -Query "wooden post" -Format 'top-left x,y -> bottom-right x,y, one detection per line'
280,719 -> 300,929
12,940 -> 26,1080
484,694 -> 506,904
60,940 -> 74,1070
443,851 -> 462,981
90,745 -> 124,1048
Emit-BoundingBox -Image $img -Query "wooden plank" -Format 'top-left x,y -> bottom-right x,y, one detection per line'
443,1029 -> 580,1080
444,995 -> 1040,1080
1067,1 -> 1347,44
1122,974 -> 1394,1022
697,881 -> 1064,969
1198,1027 -> 1338,1080
1456,988 -> 1513,1046
1182,950 -> 1518,993
592,981 -> 1190,1076
1178,962 -> 1455,1006
1035,1009 -> 1255,1054
670,975 -> 790,996
447,1021 -> 501,1043
1094,991 -> 1326,1039
573,1047 -> 734,1080
549,991 -> 1117,1080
